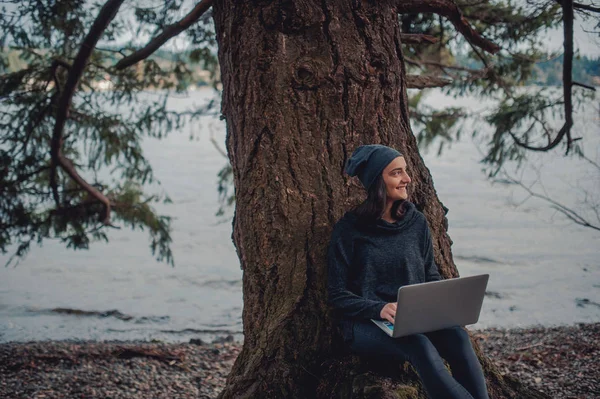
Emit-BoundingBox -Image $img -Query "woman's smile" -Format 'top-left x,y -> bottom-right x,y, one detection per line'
383,157 -> 411,201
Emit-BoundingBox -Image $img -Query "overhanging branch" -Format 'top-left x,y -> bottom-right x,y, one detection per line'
554,0 -> 600,13
50,0 -> 125,224
405,56 -> 488,76
574,1 -> 600,13
509,0 -> 575,153
406,74 -> 452,88
508,123 -> 568,152
400,33 -> 440,44
573,81 -> 596,91
405,56 -> 492,86
115,0 -> 214,70
396,0 -> 500,54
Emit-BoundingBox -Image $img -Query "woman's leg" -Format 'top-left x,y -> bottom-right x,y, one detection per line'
426,326 -> 489,399
350,321 -> 474,399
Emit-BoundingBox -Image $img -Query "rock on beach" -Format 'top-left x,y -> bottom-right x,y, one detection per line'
0,324 -> 598,399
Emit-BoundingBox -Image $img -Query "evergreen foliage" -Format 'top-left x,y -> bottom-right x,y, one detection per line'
0,0 -> 219,265
404,1 -> 597,171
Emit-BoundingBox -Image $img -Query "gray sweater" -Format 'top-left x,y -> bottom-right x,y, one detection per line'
327,202 -> 442,341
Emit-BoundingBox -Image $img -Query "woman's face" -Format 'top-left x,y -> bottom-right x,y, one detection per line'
382,156 -> 411,201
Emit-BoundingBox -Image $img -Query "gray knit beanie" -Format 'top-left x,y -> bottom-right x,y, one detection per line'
345,144 -> 403,190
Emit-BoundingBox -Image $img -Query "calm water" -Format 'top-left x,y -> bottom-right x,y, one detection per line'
1,89 -> 599,343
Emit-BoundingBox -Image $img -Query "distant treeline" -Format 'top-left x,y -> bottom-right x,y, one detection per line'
3,48 -> 599,87
530,54 -> 600,86
455,52 -> 600,86
152,49 -> 600,86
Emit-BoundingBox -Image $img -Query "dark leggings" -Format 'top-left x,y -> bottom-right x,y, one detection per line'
350,321 -> 489,399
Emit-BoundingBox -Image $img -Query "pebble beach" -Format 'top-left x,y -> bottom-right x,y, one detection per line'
1,323 -> 598,399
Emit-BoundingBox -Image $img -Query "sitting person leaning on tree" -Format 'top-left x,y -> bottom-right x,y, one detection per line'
327,144 -> 489,399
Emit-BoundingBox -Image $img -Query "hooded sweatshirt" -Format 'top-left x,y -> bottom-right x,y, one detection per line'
327,201 -> 442,341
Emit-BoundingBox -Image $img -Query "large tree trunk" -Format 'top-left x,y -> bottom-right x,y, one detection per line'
213,1 -> 548,398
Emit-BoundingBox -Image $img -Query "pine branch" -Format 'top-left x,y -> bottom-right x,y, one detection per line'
115,0 -> 213,70
16,59 -> 70,158
52,59 -> 71,70
406,74 -> 453,88
508,123 -> 568,152
396,0 -> 500,54
49,0 -> 125,224
3,167 -> 51,189
574,1 -> 600,13
573,81 -> 597,91
404,56 -> 487,75
509,0 -> 575,154
555,0 -> 600,13
19,96 -> 53,157
400,33 -> 440,44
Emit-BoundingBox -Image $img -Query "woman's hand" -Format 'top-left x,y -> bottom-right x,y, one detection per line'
380,302 -> 397,324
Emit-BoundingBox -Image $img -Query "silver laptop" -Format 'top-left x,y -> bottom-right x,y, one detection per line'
371,274 -> 489,338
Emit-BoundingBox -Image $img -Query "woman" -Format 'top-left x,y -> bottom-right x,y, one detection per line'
327,144 -> 489,399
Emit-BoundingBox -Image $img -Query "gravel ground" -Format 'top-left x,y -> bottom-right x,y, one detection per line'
1,324 -> 598,399
471,323 -> 600,399
0,337 -> 240,399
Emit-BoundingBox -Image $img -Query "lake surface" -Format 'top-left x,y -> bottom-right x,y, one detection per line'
1,89 -> 599,343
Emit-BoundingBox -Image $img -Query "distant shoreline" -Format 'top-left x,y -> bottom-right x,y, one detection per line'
1,323 -> 597,399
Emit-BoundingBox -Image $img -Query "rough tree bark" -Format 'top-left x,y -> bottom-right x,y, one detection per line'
212,1 -> 548,398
